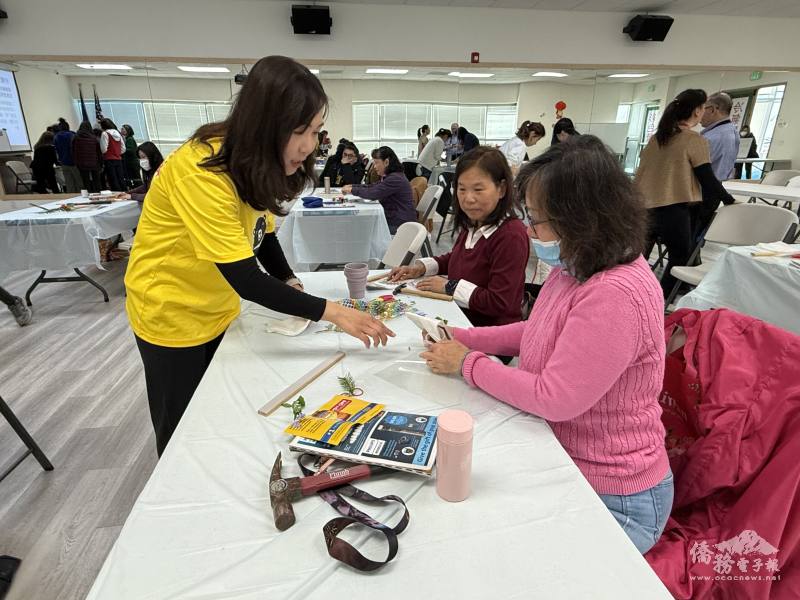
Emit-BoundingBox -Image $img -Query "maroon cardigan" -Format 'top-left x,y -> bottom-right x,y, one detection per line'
434,218 -> 529,327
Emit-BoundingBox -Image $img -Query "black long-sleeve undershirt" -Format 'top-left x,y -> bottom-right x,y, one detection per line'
692,163 -> 736,231
215,232 -> 326,322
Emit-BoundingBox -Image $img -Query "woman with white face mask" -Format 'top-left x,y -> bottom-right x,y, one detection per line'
125,141 -> 164,202
421,135 -> 672,555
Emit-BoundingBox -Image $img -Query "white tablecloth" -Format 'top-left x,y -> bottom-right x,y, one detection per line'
277,196 -> 391,271
677,245 -> 800,335
86,272 -> 670,600
0,198 -> 141,274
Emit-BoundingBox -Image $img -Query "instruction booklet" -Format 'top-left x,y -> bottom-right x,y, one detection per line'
289,408 -> 438,476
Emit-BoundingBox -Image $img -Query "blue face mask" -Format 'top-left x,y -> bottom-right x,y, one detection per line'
532,238 -> 562,267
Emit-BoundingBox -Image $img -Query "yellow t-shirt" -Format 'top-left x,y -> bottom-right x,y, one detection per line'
125,139 -> 275,347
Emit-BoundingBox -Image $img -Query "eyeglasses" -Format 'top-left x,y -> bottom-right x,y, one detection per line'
342,153 -> 357,159
525,206 -> 551,228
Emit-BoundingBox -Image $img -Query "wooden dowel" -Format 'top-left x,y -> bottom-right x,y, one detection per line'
258,351 -> 346,416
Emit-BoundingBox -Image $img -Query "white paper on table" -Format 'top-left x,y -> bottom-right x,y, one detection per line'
753,241 -> 800,256
248,307 -> 310,336
366,276 -> 422,291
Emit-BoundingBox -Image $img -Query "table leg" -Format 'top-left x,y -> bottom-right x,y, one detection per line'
25,268 -> 110,306
0,395 -> 54,483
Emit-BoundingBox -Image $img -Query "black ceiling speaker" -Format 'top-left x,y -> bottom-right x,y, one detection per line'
623,14 -> 674,42
291,5 -> 332,35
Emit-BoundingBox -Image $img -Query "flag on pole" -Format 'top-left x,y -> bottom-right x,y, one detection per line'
92,84 -> 103,122
78,83 -> 90,123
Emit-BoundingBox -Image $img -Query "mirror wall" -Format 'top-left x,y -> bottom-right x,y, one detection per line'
4,58 -> 797,187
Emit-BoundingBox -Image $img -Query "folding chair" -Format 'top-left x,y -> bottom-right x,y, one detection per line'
6,161 -> 36,193
416,185 -> 443,257
665,203 -> 799,308
378,222 -> 428,268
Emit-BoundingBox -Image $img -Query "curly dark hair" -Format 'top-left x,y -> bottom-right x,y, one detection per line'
516,135 -> 646,282
453,146 -> 517,231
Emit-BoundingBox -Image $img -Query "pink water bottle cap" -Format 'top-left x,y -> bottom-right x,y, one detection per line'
437,410 -> 473,444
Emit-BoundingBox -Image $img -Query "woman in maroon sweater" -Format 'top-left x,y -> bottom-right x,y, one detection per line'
71,121 -> 103,192
388,146 -> 529,328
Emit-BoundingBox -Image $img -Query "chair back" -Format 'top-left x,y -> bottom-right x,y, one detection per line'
761,169 -> 800,186
381,222 -> 428,267
416,185 -> 443,223
402,161 -> 421,181
6,160 -> 31,177
787,175 -> 800,189
705,203 -> 799,246
435,172 -> 455,218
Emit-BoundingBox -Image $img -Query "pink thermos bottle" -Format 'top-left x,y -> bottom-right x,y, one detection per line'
436,410 -> 473,502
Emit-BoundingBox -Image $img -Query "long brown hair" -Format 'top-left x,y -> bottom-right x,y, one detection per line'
453,146 -> 517,231
34,131 -> 54,149
655,89 -> 706,147
516,135 -> 646,282
193,55 -> 327,214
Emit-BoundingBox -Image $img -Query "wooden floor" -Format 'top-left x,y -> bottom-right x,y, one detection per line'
0,205 -> 485,600
0,259 -> 158,600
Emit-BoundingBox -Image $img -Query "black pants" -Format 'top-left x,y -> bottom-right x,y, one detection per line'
420,166 -> 432,180
79,168 -> 102,192
733,162 -> 754,180
646,203 -> 692,297
135,332 -> 225,456
103,159 -> 126,191
0,285 -> 16,306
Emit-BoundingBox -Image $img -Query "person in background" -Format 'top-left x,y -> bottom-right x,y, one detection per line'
551,118 -> 579,145
417,128 -> 451,179
317,130 -> 331,157
734,124 -> 759,180
31,131 -> 59,193
320,140 -> 365,186
121,124 -> 142,189
500,121 -> 545,171
457,126 -> 480,155
446,122 -> 462,162
417,124 -> 430,156
53,118 -> 81,193
700,92 -> 739,182
420,136 -> 672,555
387,146 -> 529,331
635,89 -> 734,297
72,121 -> 103,192
343,146 -> 415,234
124,56 -> 393,456
99,118 -> 126,191
126,141 -> 164,202
0,285 -> 32,326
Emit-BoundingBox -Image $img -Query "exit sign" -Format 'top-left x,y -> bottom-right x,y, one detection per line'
750,71 -> 763,81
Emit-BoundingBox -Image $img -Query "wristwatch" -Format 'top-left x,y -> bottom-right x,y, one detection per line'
444,279 -> 459,297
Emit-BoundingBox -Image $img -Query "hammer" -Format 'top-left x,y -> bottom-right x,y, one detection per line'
269,452 -> 383,531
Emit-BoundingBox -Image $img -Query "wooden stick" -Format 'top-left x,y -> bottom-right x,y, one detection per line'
399,287 -> 453,301
367,271 -> 391,282
258,351 -> 346,416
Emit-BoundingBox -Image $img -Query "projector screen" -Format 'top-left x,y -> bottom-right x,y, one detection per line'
0,69 -> 31,152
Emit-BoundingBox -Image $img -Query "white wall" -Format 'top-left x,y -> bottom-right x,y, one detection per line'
671,70 -> 800,168
66,76 -> 235,102
14,66 -> 75,144
2,0 -> 800,68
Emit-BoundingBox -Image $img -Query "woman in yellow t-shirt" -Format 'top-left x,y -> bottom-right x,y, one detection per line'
125,56 -> 393,456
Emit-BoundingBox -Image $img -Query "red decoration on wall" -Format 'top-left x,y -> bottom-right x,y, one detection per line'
555,100 -> 567,119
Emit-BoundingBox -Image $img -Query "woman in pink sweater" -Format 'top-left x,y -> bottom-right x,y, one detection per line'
422,135 -> 672,554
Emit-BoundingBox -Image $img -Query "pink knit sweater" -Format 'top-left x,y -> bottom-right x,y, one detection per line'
456,256 -> 669,496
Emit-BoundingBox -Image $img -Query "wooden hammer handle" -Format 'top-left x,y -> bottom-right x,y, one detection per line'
400,287 -> 453,302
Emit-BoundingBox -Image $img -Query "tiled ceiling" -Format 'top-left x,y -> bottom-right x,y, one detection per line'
314,0 -> 800,17
12,61 -> 699,84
